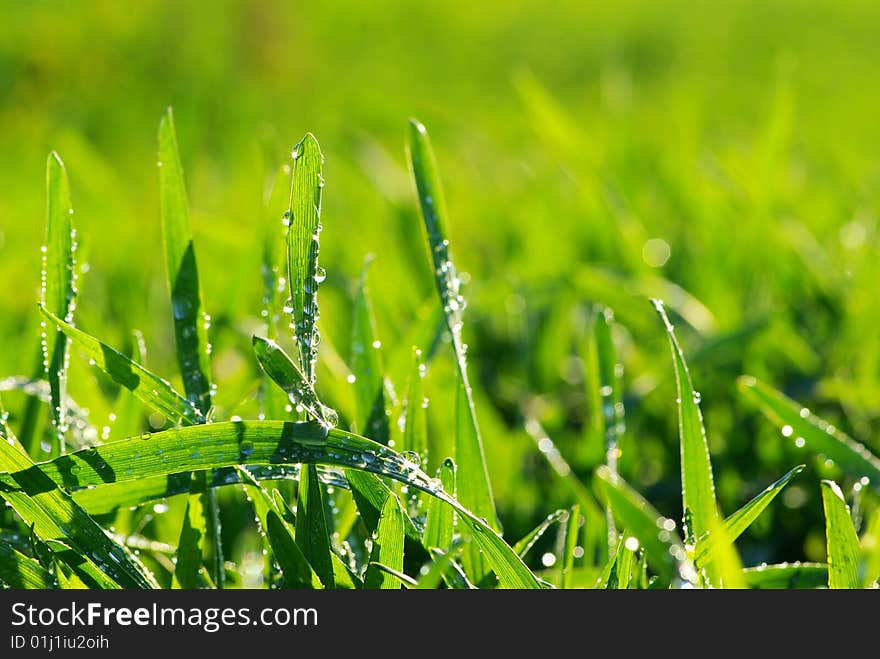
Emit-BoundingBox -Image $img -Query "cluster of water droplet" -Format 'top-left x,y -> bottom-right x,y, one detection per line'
39,211 -> 80,449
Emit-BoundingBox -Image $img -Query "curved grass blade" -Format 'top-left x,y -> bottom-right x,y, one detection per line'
42,152 -> 77,453
351,257 -> 390,443
296,464 -> 334,587
286,133 -> 325,383
742,562 -> 828,589
652,300 -> 718,548
695,465 -> 805,564
0,411 -> 155,589
423,457 -> 456,550
368,562 -> 415,588
364,493 -> 406,589
513,509 -> 566,559
407,120 -> 498,550
821,480 -> 861,589
738,376 -> 880,490
2,420 -> 540,588
0,539 -> 56,589
253,335 -> 337,427
40,308 -> 204,426
416,541 -> 468,589
596,465 -> 694,585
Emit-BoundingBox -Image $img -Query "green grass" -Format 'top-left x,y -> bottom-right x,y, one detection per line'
1,0 -> 880,589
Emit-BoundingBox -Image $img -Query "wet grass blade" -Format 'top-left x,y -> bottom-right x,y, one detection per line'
821,480 -> 861,588
596,465 -> 693,584
0,420 -> 541,588
0,410 -> 155,589
41,308 -> 204,425
364,493 -> 406,589
695,465 -> 805,564
158,108 -> 212,415
652,300 -> 718,547
423,457 -> 456,549
159,108 -> 222,588
351,258 -> 390,443
407,120 -> 498,550
343,469 -> 422,542
738,376 -> 880,490
253,335 -> 336,426
741,562 -> 829,589
286,133 -> 325,383
296,463 -> 334,587
42,152 -> 77,453
415,541 -> 467,589
597,535 -> 641,589
68,465 -> 350,515
0,539 -> 56,588
513,509 -> 566,558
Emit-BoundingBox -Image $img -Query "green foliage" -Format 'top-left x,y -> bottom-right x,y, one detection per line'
3,4 -> 880,587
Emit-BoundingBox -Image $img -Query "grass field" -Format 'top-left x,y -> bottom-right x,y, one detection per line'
0,0 -> 878,588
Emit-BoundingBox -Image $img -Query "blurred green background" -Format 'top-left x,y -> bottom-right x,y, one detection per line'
2,0 -> 880,571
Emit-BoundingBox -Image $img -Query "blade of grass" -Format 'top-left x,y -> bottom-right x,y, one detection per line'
286,133 -> 325,383
652,300 -> 719,547
415,541 -> 468,589
40,308 -> 204,425
236,468 -> 320,589
351,257 -> 390,443
0,539 -> 56,588
342,468 -> 423,543
158,108 -> 213,415
695,465 -> 805,564
741,562 -> 828,589
613,536 -> 636,589
171,473 -> 209,589
821,480 -> 861,589
41,152 -> 77,454
296,463 -> 334,587
364,493 -> 406,589
423,457 -> 456,549
401,348 -> 428,462
584,306 -> 625,550
596,465 -> 694,585
513,510 -> 566,559
738,376 -> 880,490
1,420 -> 541,588
253,335 -> 337,427
368,562 -> 415,588
159,108 -> 222,588
407,121 -> 498,579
